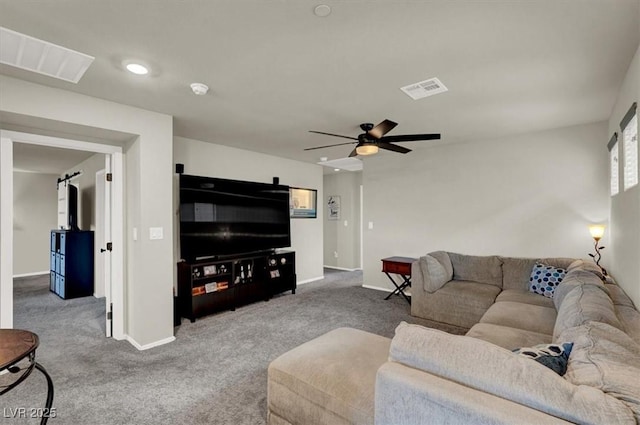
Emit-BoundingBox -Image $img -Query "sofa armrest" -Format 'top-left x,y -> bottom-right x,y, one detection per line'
375,362 -> 573,425
387,322 -> 635,425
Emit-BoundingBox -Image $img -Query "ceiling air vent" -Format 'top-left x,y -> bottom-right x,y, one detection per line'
400,77 -> 448,100
0,26 -> 94,84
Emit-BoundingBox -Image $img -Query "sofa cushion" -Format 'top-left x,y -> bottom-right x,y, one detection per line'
418,253 -> 452,293
389,322 -> 635,424
466,322 -> 552,350
480,301 -> 557,335
495,289 -> 555,308
411,280 -> 501,329
267,327 -> 391,425
559,322 -> 640,422
553,284 -> 623,340
447,252 -> 503,288
513,342 -> 573,376
567,259 -> 606,280
500,257 -> 539,291
529,263 -> 567,298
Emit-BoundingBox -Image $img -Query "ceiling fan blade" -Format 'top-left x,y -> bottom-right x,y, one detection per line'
380,133 -> 440,143
304,141 -> 358,151
377,142 -> 411,154
368,119 -> 398,139
309,130 -> 359,141
348,148 -> 358,157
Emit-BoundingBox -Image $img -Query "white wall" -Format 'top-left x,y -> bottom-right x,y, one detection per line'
362,121 -> 610,292
609,44 -> 640,306
13,171 -> 58,275
0,75 -> 174,348
323,171 -> 362,269
174,136 -> 324,284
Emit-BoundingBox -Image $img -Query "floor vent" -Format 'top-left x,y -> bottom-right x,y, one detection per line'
400,77 -> 448,100
0,26 -> 94,84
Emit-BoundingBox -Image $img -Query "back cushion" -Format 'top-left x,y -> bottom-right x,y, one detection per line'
500,257 -> 539,291
553,284 -> 622,340
553,269 -> 607,310
447,253 -> 503,288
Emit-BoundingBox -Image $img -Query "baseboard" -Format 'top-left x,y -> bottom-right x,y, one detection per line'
13,271 -> 49,278
323,265 -> 362,272
362,284 -> 392,293
126,335 -> 176,351
362,284 -> 412,297
297,276 -> 324,286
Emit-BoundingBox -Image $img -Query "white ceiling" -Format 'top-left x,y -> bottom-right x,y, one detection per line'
0,1 -> 638,166
12,142 -> 95,174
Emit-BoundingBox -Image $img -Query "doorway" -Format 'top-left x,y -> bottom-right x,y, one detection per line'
0,131 -> 124,339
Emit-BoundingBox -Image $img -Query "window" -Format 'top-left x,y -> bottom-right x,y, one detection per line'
609,135 -> 619,196
621,103 -> 638,191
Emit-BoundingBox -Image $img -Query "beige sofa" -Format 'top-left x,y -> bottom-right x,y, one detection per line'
267,253 -> 640,424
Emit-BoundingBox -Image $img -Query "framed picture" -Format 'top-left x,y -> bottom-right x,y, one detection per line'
290,187 -> 317,218
327,195 -> 340,220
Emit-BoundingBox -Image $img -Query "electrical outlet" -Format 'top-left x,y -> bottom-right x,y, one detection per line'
334,251 -> 338,258
368,221 -> 374,230
344,220 -> 348,227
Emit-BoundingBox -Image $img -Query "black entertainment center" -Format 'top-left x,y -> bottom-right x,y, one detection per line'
177,174 -> 296,322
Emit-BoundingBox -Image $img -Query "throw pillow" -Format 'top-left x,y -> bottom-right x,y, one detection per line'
513,342 -> 574,376
529,263 -> 567,298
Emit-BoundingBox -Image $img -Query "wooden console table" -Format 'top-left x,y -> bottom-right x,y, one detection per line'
0,329 -> 54,424
381,256 -> 417,304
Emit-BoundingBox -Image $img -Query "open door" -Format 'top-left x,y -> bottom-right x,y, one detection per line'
102,153 -> 124,338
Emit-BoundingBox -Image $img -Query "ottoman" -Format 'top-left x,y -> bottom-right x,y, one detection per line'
267,327 -> 392,425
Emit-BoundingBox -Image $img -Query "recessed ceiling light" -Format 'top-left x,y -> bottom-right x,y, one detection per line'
125,63 -> 149,75
334,168 -> 340,172
314,4 -> 331,17
320,157 -> 328,162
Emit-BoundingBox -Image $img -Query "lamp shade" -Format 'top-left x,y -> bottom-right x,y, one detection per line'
589,225 -> 605,240
356,144 -> 378,156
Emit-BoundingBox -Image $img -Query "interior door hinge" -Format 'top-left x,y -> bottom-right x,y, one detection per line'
106,173 -> 113,182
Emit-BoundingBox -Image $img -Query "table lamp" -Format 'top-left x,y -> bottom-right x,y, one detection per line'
588,224 -> 607,276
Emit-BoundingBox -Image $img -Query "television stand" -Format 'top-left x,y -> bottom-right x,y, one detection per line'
177,250 -> 296,322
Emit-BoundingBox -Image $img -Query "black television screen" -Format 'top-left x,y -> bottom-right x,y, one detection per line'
179,175 -> 291,260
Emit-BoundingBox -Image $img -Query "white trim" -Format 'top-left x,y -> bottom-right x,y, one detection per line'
323,265 -> 361,272
297,276 -> 324,285
13,271 -> 49,278
110,152 -> 125,340
126,335 -> 176,351
362,284 -> 393,293
0,137 -> 14,328
0,130 -> 122,154
359,184 -> 363,269
362,284 -> 411,297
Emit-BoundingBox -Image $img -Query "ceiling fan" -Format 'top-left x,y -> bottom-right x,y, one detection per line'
305,119 -> 440,157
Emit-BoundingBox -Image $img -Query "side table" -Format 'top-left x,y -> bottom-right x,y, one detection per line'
381,256 -> 417,304
0,329 -> 54,425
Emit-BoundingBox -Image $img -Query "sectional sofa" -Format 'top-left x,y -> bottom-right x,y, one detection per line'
267,252 -> 640,425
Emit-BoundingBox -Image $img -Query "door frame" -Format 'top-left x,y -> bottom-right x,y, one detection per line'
0,130 -> 125,339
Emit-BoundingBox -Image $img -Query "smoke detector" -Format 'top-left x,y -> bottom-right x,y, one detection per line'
190,83 -> 209,95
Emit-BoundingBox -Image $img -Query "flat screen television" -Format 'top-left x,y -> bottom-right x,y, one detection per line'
179,174 -> 291,261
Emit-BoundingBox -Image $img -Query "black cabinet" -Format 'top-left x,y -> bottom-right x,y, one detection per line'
50,230 -> 94,299
178,250 -> 296,322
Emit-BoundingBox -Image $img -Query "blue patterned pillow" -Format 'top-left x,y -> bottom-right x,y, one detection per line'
529,263 -> 567,298
513,342 -> 573,376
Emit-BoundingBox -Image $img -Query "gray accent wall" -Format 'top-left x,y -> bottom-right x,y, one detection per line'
609,44 -> 640,306
13,171 -> 58,275
362,121 -> 609,294
323,171 -> 362,269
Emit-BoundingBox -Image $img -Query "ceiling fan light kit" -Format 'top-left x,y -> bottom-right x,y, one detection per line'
355,144 -> 378,156
306,119 -> 440,157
